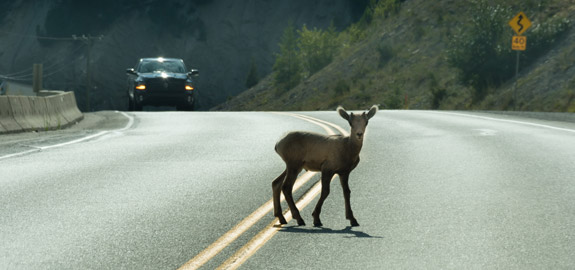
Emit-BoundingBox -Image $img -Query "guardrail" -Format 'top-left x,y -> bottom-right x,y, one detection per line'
0,91 -> 83,134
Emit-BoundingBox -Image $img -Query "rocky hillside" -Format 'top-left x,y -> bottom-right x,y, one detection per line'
217,0 -> 575,112
0,0 -> 365,111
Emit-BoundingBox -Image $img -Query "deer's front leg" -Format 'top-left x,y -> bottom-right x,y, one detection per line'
312,170 -> 334,227
340,172 -> 359,227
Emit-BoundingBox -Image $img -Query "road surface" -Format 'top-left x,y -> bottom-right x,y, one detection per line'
1,110 -> 574,269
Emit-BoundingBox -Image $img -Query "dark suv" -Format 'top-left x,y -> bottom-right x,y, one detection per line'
126,58 -> 198,111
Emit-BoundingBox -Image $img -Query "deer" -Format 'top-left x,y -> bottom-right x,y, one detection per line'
272,105 -> 378,227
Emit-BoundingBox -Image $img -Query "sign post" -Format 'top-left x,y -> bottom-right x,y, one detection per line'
508,12 -> 531,110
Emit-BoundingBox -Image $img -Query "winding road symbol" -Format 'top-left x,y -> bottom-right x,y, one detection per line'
517,14 -> 524,33
509,12 -> 531,35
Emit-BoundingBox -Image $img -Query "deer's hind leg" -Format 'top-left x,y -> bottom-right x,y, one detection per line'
272,170 -> 287,224
283,167 -> 305,226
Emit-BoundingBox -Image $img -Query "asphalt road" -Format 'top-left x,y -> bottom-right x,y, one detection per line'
1,110 -> 575,269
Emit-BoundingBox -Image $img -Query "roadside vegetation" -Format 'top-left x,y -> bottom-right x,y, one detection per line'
447,0 -> 570,105
221,0 -> 575,112
273,23 -> 339,94
272,0 -> 404,96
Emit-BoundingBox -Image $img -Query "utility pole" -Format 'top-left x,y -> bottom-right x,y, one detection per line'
73,34 -> 103,111
32,63 -> 43,94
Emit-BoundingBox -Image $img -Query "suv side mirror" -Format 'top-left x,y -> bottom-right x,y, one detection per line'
126,68 -> 136,75
188,69 -> 199,77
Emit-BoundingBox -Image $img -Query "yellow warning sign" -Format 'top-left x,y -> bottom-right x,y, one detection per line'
509,12 -> 531,35
512,36 -> 526,51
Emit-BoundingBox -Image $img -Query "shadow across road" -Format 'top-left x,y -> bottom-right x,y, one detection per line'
279,226 -> 383,239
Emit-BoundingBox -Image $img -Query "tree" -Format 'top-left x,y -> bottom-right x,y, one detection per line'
245,58 -> 259,89
273,23 -> 302,93
298,24 -> 339,76
447,0 -> 513,102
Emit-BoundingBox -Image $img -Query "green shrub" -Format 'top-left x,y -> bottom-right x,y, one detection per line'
360,0 -> 403,25
431,87 -> 447,110
345,23 -> 368,44
273,23 -> 341,93
376,41 -> 394,67
429,74 -> 447,109
385,87 -> 403,109
245,58 -> 259,89
342,0 -> 403,45
372,0 -> 403,20
447,1 -> 513,102
334,79 -> 350,95
298,24 -> 339,76
273,24 -> 302,93
447,0 -> 570,103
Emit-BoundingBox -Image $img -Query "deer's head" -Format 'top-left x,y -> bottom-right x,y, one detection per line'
337,105 -> 378,141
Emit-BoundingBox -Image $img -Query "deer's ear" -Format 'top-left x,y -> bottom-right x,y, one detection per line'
366,105 -> 378,120
337,106 -> 350,121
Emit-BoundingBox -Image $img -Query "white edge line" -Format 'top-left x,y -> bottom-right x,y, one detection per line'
0,111 -> 134,160
431,111 -> 575,134
0,149 -> 40,160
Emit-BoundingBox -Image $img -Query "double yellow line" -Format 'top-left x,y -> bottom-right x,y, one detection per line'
178,112 -> 347,270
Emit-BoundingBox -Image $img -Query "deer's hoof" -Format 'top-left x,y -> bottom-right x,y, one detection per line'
278,216 -> 288,225
350,219 -> 360,227
297,218 -> 306,226
313,221 -> 323,227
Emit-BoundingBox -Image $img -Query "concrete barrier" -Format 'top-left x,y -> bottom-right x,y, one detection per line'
0,97 -> 23,133
59,91 -> 83,124
10,96 -> 35,131
27,96 -> 50,129
43,94 -> 63,129
0,91 -> 83,134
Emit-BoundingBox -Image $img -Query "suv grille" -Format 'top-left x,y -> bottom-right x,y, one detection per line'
146,78 -> 186,93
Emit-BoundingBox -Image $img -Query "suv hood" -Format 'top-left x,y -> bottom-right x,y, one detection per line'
139,72 -> 188,80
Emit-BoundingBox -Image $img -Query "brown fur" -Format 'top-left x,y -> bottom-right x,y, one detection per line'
272,105 -> 377,227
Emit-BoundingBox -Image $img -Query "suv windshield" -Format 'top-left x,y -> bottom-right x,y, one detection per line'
137,60 -> 186,73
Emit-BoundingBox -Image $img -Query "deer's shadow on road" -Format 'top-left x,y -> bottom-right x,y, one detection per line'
279,225 -> 383,239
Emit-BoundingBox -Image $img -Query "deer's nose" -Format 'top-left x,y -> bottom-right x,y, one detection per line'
356,132 -> 363,138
